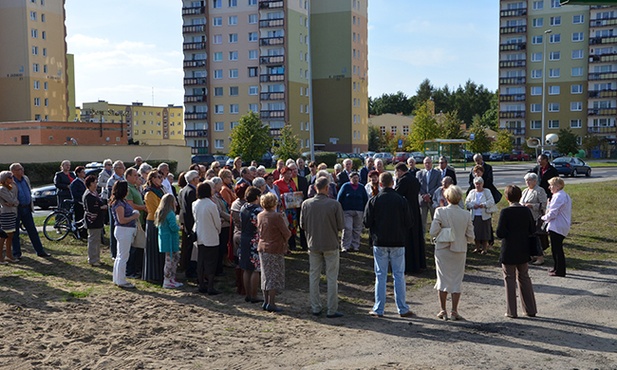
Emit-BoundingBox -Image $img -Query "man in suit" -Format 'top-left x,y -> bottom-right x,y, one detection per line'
296,157 -> 309,178
289,162 -> 309,250
359,157 -> 375,185
437,156 -> 457,185
528,154 -> 560,199
337,159 -> 353,188
417,157 -> 441,234
394,163 -> 426,274
468,154 -> 502,203
179,170 -> 199,278
306,161 -> 318,185
407,157 -> 420,175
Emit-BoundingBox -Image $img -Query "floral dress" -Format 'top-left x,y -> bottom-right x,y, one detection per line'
273,178 -> 298,236
239,203 -> 262,271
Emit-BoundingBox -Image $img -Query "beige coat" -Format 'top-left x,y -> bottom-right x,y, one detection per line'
0,185 -> 18,214
465,189 -> 496,221
430,204 -> 475,252
521,186 -> 547,221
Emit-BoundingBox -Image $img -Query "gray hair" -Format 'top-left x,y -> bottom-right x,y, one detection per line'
138,163 -> 152,175
524,172 -> 538,182
285,158 -> 295,166
473,153 -> 483,161
248,166 -> 257,172
257,165 -> 266,172
9,163 -> 22,171
315,176 -> 330,191
473,176 -> 484,185
157,162 -> 169,171
333,163 -> 342,171
316,170 -> 330,179
103,158 -> 112,166
112,160 -> 124,169
211,176 -> 223,185
252,177 -> 266,188
184,170 -> 199,183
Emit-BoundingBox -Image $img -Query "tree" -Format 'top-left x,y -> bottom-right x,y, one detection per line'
492,129 -> 514,154
406,100 -> 440,152
228,111 -> 272,163
414,79 -> 434,111
439,111 -> 465,139
272,124 -> 300,161
480,92 -> 499,130
369,91 -> 412,115
581,135 -> 601,157
555,128 -> 579,156
368,125 -> 382,151
467,115 -> 492,154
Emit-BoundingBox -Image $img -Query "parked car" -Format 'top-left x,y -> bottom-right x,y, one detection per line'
552,157 -> 591,177
393,152 -> 410,164
360,151 -> 375,159
411,152 -> 426,163
489,152 -> 506,161
191,154 -> 216,166
213,155 -> 229,167
543,150 -> 563,159
510,150 -> 531,161
461,150 -> 474,162
260,152 -> 273,168
373,152 -> 394,164
347,153 -> 363,159
31,184 -> 57,210
336,152 -> 350,159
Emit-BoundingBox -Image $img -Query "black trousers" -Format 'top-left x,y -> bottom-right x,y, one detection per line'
549,230 -> 566,276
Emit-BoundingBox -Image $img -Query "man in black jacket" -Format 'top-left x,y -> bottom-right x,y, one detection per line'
179,170 -> 199,278
468,153 -> 502,203
363,172 -> 413,318
437,156 -> 457,185
528,154 -> 560,199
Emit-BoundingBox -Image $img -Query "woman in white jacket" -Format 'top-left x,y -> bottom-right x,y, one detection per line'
465,177 -> 496,255
192,182 -> 221,295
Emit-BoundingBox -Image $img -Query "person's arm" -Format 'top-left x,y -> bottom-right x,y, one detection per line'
211,202 -> 222,234
429,208 -> 443,238
167,211 -> 180,233
115,204 -> 139,225
465,191 -> 475,210
542,192 -> 565,222
538,188 -> 548,214
495,209 -> 508,239
336,202 -> 344,231
278,213 -> 292,241
482,189 -> 495,210
363,198 -> 373,229
465,213 -> 475,243
54,173 -> 70,190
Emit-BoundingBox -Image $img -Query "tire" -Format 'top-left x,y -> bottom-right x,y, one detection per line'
586,169 -> 591,177
43,212 -> 71,241
572,169 -> 578,177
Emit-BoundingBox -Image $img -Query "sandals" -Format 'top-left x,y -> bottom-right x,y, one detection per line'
437,310 -> 448,320
450,311 -> 464,321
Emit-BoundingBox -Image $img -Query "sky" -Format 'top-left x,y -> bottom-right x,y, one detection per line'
64,0 -> 499,107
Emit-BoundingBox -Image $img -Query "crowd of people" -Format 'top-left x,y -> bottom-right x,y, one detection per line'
0,152 -> 573,319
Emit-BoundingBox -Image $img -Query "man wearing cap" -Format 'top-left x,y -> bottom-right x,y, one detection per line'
337,171 -> 368,252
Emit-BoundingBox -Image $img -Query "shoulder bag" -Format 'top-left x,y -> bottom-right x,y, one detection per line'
434,210 -> 456,244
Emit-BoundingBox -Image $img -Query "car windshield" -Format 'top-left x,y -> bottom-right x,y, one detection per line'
552,157 -> 570,163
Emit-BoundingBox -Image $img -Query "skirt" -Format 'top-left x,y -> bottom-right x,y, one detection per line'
473,216 -> 491,241
143,220 -> 165,283
259,252 -> 285,291
434,247 -> 467,293
0,212 -> 17,233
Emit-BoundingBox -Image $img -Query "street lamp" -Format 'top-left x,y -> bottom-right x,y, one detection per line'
541,29 -> 552,154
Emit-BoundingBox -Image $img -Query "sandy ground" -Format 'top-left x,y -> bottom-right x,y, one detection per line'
1,248 -> 616,370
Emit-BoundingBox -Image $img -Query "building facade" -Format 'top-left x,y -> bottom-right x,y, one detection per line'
0,0 -> 69,123
499,1 -> 617,155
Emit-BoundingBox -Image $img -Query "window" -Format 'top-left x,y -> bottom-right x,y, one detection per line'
530,103 -> 542,112
229,86 -> 239,96
32,46 -> 38,55
41,31 -> 46,39
215,105 -> 224,114
551,0 -> 560,7
248,50 -> 258,60
570,102 -> 583,111
228,0 -> 237,6
248,67 -> 258,77
249,104 -> 258,113
549,85 -> 560,95
30,11 -> 37,21
530,120 -> 542,129
229,69 -> 238,78
550,16 -> 561,26
531,52 -> 542,62
571,67 -> 583,77
531,86 -> 542,95
214,69 -> 223,79
532,18 -> 544,28
570,119 -> 582,128
31,29 -> 38,38
531,69 -> 542,79
213,0 -> 222,8
214,87 -> 223,96
249,0 -> 257,4
549,34 -> 561,43
549,68 -> 560,78
42,48 -> 46,56
548,120 -> 560,128
34,97 -> 40,106
215,122 -> 224,131
34,80 -> 40,90
215,139 -> 224,149
249,86 -> 258,95
33,63 -> 39,72
572,32 -> 584,42
213,17 -> 222,26
573,14 -> 584,24
230,104 -> 239,114
228,16 -> 237,25
533,1 -> 544,9
229,51 -> 238,61
549,51 -> 560,60
41,14 -> 45,22
248,14 -> 258,24
213,34 -> 222,44
572,49 -> 583,59
248,32 -> 258,42
213,52 -> 223,62
548,103 -> 560,112
571,84 -> 583,94
229,33 -> 238,43
532,35 -> 543,44
231,121 -> 239,129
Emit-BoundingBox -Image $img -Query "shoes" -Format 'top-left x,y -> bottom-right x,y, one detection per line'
90,262 -> 101,267
326,312 -> 344,319
340,248 -> 348,253
525,313 -> 536,317
126,273 -> 140,279
251,298 -> 264,303
0,261 -> 7,265
266,304 -> 282,313
548,271 -> 565,277
368,310 -> 383,318
262,302 -> 268,311
531,258 -> 544,266
117,282 -> 136,289
504,313 -> 517,319
312,310 -> 322,317
450,311 -> 464,321
548,268 -> 556,273
437,310 -> 448,320
207,289 -> 221,296
399,311 -> 415,318
37,252 -> 52,258
198,288 -> 209,294
163,281 -> 177,289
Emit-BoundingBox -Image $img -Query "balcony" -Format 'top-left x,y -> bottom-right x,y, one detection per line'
588,71 -> 617,81
185,112 -> 208,121
260,73 -> 285,82
259,55 -> 284,65
499,42 -> 526,51
259,18 -> 284,28
499,60 -> 526,68
260,110 -> 285,119
588,108 -> 617,116
499,25 -> 526,34
499,77 -> 526,85
183,25 -> 206,34
506,127 -> 526,135
184,77 -> 207,86
183,42 -> 207,51
499,111 -> 525,119
500,8 -> 526,17
499,93 -> 526,102
588,89 -> 617,98
589,53 -> 617,63
185,129 -> 208,138
184,94 -> 207,103
587,125 -> 616,134
259,0 -> 284,9
182,6 -> 205,16
184,60 -> 207,68
260,92 -> 285,101
260,36 -> 284,46
590,17 -> 617,27
191,146 -> 209,155
589,35 -> 617,45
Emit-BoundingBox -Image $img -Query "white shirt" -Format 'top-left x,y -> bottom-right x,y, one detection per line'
192,197 -> 221,247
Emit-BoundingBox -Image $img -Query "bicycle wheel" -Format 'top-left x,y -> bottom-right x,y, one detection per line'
43,212 -> 71,241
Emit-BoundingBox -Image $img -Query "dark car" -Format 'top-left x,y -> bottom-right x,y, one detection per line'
260,152 -> 273,168
213,155 -> 229,167
393,152 -> 410,164
489,152 -> 505,161
191,154 -> 216,166
552,157 -> 591,177
31,184 -> 57,210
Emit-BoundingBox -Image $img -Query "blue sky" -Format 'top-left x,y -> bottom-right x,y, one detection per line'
65,0 -> 499,107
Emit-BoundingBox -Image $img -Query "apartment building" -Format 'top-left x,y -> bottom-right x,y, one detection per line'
0,0 -> 69,122
181,0 -> 368,155
499,0 -> 617,154
82,101 -> 185,146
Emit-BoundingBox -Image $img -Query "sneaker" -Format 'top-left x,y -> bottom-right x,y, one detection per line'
117,282 -> 136,289
163,279 -> 177,289
170,279 -> 184,288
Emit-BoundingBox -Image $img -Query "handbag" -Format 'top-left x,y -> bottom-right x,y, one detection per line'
434,210 -> 456,243
534,218 -> 548,236
132,222 -> 146,249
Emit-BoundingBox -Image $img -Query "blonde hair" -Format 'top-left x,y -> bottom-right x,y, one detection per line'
154,193 -> 176,227
548,176 -> 565,190
260,192 -> 278,210
444,185 -> 463,205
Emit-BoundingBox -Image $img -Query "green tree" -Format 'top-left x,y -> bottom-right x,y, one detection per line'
467,115 -> 492,154
414,79 -> 434,111
406,100 -> 440,152
228,111 -> 272,163
581,135 -> 601,157
480,92 -> 499,130
368,125 -> 382,151
492,129 -> 514,154
369,91 -> 412,115
556,128 -> 579,155
439,111 -> 465,139
272,124 -> 300,161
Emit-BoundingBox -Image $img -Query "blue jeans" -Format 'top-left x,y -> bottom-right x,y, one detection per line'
13,206 -> 46,258
373,246 -> 409,315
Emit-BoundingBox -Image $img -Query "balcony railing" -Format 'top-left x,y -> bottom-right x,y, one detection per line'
589,35 -> 617,45
499,93 -> 526,102
588,71 -> 617,81
499,111 -> 525,119
260,92 -> 285,101
183,25 -> 206,34
183,42 -> 207,51
589,53 -> 617,63
500,8 -> 526,17
184,95 -> 207,103
499,77 -> 526,85
184,60 -> 207,68
588,108 -> 617,116
590,17 -> 617,27
260,36 -> 284,46
191,147 -> 209,155
260,74 -> 285,82
260,110 -> 285,119
499,60 -> 526,68
587,125 -> 616,134
260,55 -> 284,65
506,127 -> 526,135
499,42 -> 526,51
259,0 -> 284,9
182,6 -> 205,16
259,18 -> 284,28
499,25 -> 526,34
185,112 -> 208,121
588,89 -> 617,98
184,77 -> 207,86
185,129 -> 208,138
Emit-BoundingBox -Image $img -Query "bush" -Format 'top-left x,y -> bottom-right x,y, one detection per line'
314,152 -> 337,167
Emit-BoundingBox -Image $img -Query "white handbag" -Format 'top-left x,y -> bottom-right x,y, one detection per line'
434,211 -> 455,243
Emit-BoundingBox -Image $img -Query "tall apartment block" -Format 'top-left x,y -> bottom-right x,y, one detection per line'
181,0 -> 368,155
0,0 -> 69,122
499,1 -> 617,155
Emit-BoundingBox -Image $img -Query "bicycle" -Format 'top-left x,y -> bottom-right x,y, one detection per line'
42,199 -> 86,242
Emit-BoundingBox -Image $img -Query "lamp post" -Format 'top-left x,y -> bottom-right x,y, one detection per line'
541,29 -> 552,154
